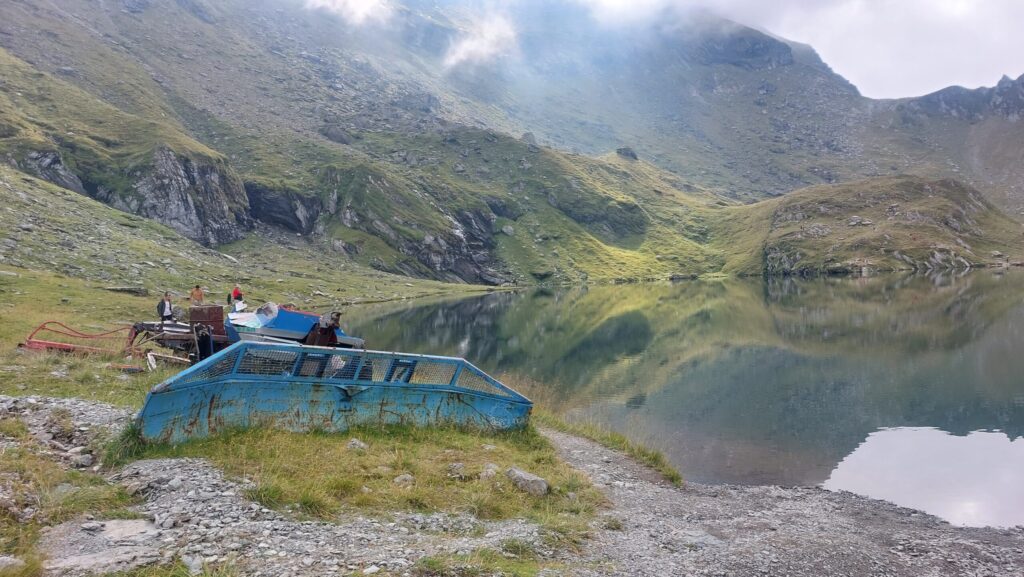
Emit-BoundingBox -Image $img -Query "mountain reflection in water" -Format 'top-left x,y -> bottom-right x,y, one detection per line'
344,272 -> 1024,527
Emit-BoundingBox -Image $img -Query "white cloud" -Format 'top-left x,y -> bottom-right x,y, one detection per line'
444,14 -> 518,68
574,0 -> 1024,98
304,0 -> 393,26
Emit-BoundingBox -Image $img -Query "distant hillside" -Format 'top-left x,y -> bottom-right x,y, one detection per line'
754,177 -> 1024,275
0,0 -> 1022,283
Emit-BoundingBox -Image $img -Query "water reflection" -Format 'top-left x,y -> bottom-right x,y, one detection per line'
344,272 -> 1024,526
824,428 -> 1024,527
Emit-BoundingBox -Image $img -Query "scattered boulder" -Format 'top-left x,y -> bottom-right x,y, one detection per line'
71,453 -> 95,468
346,438 -> 369,451
615,147 -> 639,160
105,286 -> 150,297
446,463 -> 466,480
319,125 -> 354,145
505,467 -> 548,496
479,463 -> 500,480
501,225 -> 515,236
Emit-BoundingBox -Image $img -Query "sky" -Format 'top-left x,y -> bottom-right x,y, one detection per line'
579,0 -> 1024,98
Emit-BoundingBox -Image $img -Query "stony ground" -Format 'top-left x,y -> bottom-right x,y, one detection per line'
547,430 -> 1024,577
2,396 -> 1022,576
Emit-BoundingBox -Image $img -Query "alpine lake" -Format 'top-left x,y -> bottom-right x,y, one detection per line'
343,271 -> 1024,528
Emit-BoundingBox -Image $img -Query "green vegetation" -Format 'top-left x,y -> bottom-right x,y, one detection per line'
414,548 -> 558,577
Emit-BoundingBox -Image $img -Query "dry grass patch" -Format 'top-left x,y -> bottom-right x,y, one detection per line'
140,424 -> 603,540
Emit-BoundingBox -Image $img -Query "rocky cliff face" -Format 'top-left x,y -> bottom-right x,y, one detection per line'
246,175 -> 509,285
89,148 -> 251,246
19,151 -> 86,195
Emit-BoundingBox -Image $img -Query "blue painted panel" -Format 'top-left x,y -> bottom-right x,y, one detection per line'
136,341 -> 532,442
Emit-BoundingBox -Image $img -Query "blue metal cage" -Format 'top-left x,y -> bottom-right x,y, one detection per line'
136,341 -> 532,443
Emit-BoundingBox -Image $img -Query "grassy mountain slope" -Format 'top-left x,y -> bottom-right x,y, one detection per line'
0,164 -> 470,306
0,47 -> 251,245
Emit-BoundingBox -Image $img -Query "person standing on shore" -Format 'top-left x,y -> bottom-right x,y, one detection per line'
189,284 -> 205,305
157,292 -> 175,323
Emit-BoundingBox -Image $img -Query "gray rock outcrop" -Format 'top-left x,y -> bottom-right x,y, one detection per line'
89,147 -> 251,246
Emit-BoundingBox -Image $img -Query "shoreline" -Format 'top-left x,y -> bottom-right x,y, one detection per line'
1,395 -> 1020,576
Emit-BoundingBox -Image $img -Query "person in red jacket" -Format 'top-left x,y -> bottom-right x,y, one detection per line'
228,284 -> 243,304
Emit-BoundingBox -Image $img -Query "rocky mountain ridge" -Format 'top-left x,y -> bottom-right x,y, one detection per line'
0,0 -> 1022,283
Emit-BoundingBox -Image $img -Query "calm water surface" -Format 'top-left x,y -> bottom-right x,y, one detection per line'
344,272 -> 1024,527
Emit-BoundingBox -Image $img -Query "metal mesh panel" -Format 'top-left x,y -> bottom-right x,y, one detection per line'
297,353 -> 331,378
456,369 -> 507,397
174,348 -> 239,385
367,357 -> 392,382
237,349 -> 299,376
409,361 -> 457,386
326,355 -> 361,380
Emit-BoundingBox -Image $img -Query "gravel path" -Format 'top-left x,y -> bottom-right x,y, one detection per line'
544,428 -> 1024,577
41,458 -> 544,576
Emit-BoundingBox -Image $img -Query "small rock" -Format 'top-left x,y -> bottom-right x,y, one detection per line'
506,467 -> 549,496
393,474 -> 415,487
168,477 -> 184,490
447,463 -> 466,479
182,555 -> 203,575
18,223 -> 34,232
482,444 -> 497,451
0,556 -> 26,571
501,226 -> 515,236
80,521 -> 104,532
364,565 -> 381,575
615,147 -> 639,160
479,463 -> 500,480
347,438 -> 369,451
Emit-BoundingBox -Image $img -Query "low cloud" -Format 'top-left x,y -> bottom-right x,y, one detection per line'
304,0 -> 393,26
444,14 -> 518,68
574,0 -> 1024,98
